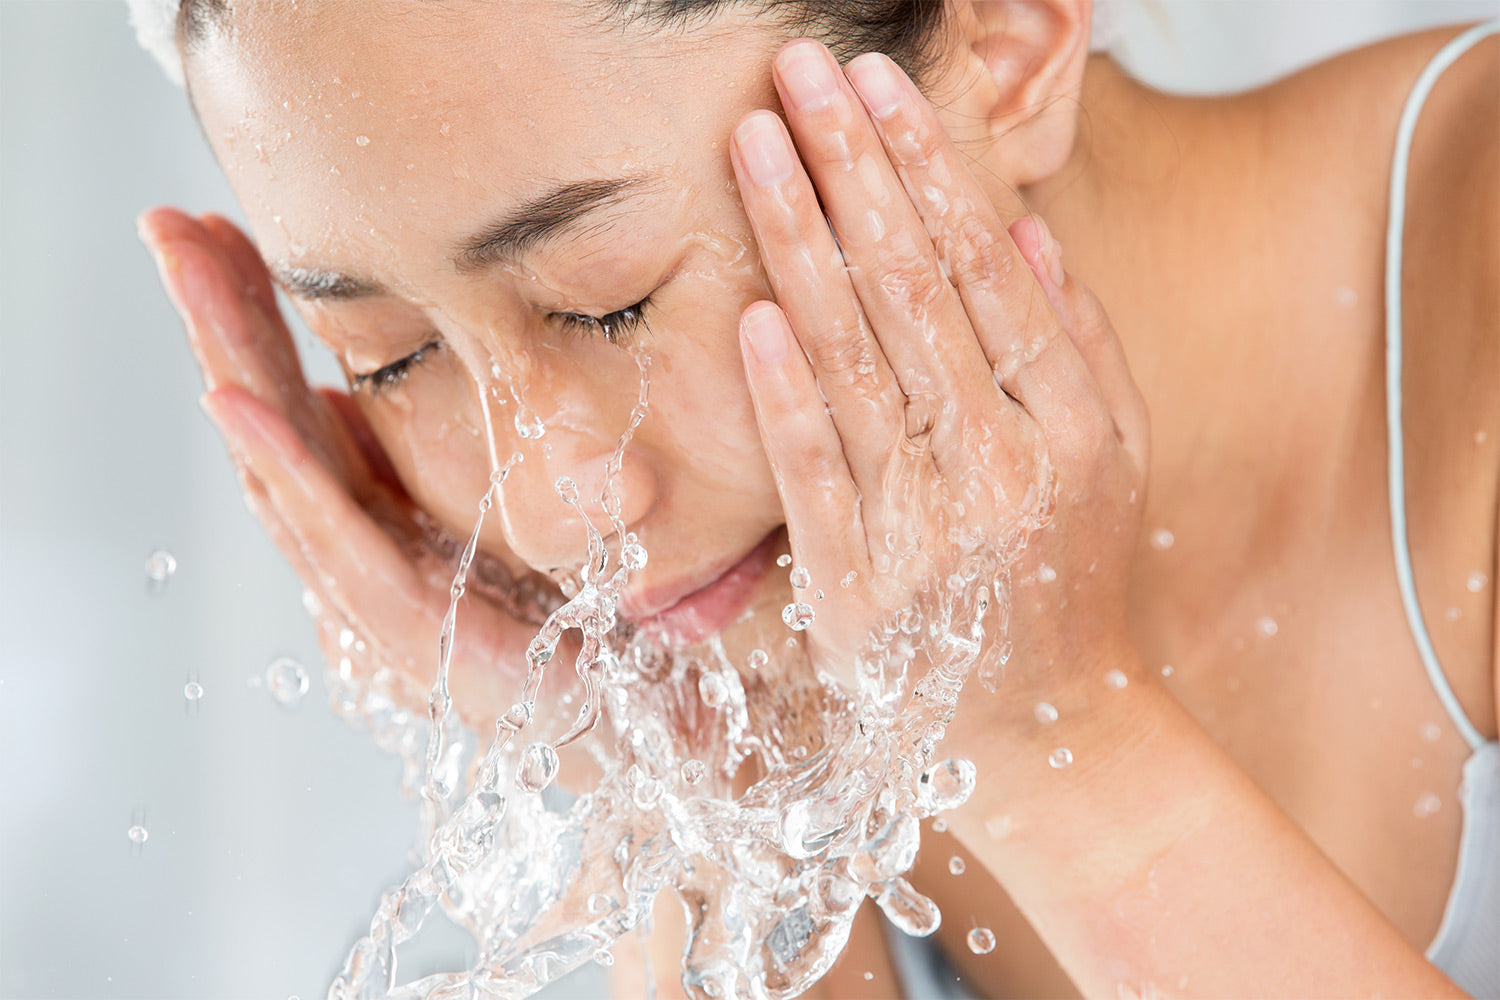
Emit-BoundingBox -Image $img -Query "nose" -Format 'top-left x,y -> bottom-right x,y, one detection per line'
494,417 -> 659,577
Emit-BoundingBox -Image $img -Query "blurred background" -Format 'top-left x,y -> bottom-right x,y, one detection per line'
2,1 -> 1496,997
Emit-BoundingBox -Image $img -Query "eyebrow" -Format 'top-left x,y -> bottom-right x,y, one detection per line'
270,176 -> 646,301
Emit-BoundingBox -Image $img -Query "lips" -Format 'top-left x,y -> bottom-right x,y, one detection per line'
619,531 -> 781,646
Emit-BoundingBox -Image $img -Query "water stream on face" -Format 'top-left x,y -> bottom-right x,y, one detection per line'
325,356 -> 1050,1000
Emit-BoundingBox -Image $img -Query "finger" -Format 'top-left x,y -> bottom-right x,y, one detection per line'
198,213 -> 286,348
317,386 -> 408,502
739,302 -> 870,587
1010,217 -> 1149,469
730,110 -> 905,496
843,53 -> 1107,440
771,41 -> 996,415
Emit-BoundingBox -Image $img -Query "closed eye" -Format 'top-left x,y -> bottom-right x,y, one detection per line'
553,296 -> 653,344
352,340 -> 441,395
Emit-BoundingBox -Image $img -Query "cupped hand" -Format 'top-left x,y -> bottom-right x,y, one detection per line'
728,42 -> 1148,723
139,209 -> 559,732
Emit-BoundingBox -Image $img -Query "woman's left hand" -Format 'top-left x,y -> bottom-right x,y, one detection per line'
729,40 -> 1149,743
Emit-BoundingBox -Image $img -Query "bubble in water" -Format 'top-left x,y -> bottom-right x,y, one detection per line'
782,602 -> 815,631
948,856 -> 965,875
354,134 -> 370,146
788,566 -> 810,589
1414,792 -> 1441,818
183,681 -> 204,702
587,893 -> 612,915
1255,616 -> 1279,637
144,549 -> 177,591
747,649 -> 768,670
593,950 -> 614,967
1467,571 -> 1489,593
127,824 -> 149,845
698,672 -> 728,709
776,553 -> 792,568
966,928 -> 996,955
681,759 -> 706,786
1150,528 -> 1175,550
1036,563 -> 1057,584
1033,701 -> 1058,724
516,742 -> 559,793
1105,669 -> 1128,690
1048,747 -> 1073,769
554,476 -> 579,504
265,657 -> 309,707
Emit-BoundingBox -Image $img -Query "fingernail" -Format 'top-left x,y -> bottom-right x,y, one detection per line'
778,41 -> 838,112
735,113 -> 794,187
1035,215 -> 1066,290
847,54 -> 904,119
742,303 -> 788,365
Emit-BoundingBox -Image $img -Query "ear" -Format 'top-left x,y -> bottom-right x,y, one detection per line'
936,0 -> 1093,186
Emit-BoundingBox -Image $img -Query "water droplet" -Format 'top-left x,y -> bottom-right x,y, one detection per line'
789,566 -> 810,589
1150,529 -> 1175,551
894,606 -> 921,634
300,589 -> 322,617
516,742 -> 559,793
1036,563 -> 1057,583
1048,747 -> 1073,769
747,649 -> 768,670
338,627 -> 356,651
948,856 -> 965,875
984,814 -> 1013,839
1420,722 -> 1441,743
782,602 -> 815,631
1033,701 -> 1058,724
698,672 -> 728,708
631,774 -> 663,810
499,702 -> 533,732
621,539 -> 648,570
1445,606 -> 1462,622
587,892 -> 612,915
554,476 -> 578,504
513,410 -> 545,439
776,553 -> 792,568
183,681 -> 204,702
931,817 -> 947,833
966,928 -> 996,955
863,971 -> 874,982
354,134 -> 370,146
127,824 -> 149,845
144,549 -> 177,590
814,588 -> 825,601
1255,616 -> 1279,638
681,759 -> 706,786
1105,669 -> 1128,690
918,759 -> 976,812
1467,571 -> 1489,593
841,570 -> 857,589
1413,791 -> 1441,818
1160,664 -> 1175,677
265,657 -> 309,707
593,950 -> 614,967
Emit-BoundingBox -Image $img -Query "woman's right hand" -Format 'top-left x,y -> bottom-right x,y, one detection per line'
139,208 -> 556,731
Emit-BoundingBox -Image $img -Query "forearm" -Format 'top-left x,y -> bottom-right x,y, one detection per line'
946,665 -> 1464,998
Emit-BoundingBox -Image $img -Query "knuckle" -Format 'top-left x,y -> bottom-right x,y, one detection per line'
874,245 -> 949,313
939,214 -> 1011,290
804,324 -> 880,387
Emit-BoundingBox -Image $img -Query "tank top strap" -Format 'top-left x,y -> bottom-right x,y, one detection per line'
1384,19 -> 1500,753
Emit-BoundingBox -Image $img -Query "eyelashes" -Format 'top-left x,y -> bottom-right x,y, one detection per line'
350,297 -> 652,398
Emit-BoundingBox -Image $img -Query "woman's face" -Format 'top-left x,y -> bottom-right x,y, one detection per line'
189,1 -> 800,648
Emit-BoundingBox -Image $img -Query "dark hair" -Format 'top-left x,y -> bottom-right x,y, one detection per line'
177,0 -> 951,85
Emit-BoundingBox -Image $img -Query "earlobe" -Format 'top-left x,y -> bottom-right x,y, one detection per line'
950,0 -> 1092,185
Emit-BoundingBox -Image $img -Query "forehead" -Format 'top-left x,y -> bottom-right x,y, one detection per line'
187,0 -> 773,282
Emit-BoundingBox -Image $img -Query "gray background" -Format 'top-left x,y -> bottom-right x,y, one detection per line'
2,1 -> 1495,998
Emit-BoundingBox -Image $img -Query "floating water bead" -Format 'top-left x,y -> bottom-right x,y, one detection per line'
1048,747 -> 1073,769
183,681 -> 204,702
747,649 -> 768,670
554,476 -> 579,503
948,856 -> 965,875
265,657 -> 309,707
681,759 -> 706,786
126,824 -> 149,845
776,553 -> 792,568
516,742 -> 559,793
967,928 -> 996,955
698,672 -> 729,708
782,602 -> 815,631
788,566 -> 810,589
144,549 -> 177,590
621,538 -> 648,570
1033,701 -> 1058,724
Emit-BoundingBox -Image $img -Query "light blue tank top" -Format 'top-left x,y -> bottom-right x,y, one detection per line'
889,20 -> 1500,999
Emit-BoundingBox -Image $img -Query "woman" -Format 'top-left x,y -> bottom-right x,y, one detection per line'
134,1 -> 1496,996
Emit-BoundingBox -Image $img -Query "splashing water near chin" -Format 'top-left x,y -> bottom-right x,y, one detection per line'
325,355 -> 1050,1000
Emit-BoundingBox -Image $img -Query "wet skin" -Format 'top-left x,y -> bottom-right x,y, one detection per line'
141,2 -> 1497,997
